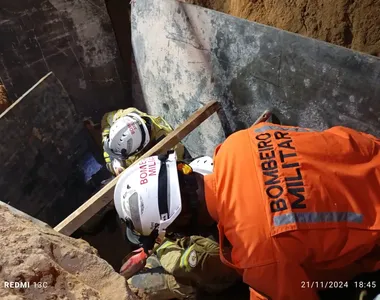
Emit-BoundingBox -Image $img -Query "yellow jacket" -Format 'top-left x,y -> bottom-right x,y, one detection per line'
101,107 -> 185,175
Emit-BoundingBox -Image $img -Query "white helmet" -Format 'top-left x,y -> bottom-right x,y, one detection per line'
114,152 -> 182,239
114,153 -> 215,244
189,156 -> 213,175
106,113 -> 150,159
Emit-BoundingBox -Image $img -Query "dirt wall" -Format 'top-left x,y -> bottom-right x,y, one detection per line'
0,204 -> 138,300
188,0 -> 380,56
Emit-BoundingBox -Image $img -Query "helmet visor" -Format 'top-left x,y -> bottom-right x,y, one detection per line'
127,191 -> 143,233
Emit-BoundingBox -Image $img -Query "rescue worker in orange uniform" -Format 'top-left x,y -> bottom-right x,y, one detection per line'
114,122 -> 380,300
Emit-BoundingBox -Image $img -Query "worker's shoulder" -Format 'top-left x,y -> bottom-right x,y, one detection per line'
120,107 -> 143,115
220,127 -> 252,149
222,122 -> 282,144
213,128 -> 253,167
228,127 -> 252,138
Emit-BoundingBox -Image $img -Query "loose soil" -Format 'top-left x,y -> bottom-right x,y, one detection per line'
187,0 -> 380,56
0,205 -> 138,300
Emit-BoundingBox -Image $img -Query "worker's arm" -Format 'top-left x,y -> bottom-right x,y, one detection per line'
155,236 -> 239,291
244,262 -> 319,300
100,111 -> 119,175
100,111 -> 115,143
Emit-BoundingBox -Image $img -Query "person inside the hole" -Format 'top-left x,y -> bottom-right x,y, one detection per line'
102,108 -> 240,297
119,155 -> 241,299
101,107 -> 186,176
114,121 -> 380,300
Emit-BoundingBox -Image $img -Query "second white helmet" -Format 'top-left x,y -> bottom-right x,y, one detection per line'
107,113 -> 150,159
189,156 -> 213,175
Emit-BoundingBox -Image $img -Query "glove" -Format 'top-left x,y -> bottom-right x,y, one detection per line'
120,248 -> 147,279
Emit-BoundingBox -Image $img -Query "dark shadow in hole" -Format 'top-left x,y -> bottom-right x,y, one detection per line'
104,0 -> 147,112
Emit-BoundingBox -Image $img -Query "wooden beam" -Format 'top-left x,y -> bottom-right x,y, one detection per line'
55,101 -> 221,235
253,110 -> 272,125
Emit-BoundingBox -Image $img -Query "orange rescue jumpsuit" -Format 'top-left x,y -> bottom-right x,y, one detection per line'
204,122 -> 380,300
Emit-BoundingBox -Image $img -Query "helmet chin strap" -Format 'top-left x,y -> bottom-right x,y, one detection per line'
120,149 -> 128,158
141,228 -> 159,254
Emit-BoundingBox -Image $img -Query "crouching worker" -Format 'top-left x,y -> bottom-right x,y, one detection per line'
101,107 -> 185,176
117,156 -> 240,299
79,108 -> 185,235
114,122 -> 380,300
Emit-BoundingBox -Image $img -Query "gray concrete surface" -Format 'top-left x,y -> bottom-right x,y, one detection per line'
0,0 -> 131,121
132,0 -> 380,157
0,73 -> 108,226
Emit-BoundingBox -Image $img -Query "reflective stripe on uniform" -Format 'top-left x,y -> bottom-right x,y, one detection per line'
180,245 -> 196,272
156,240 -> 176,259
254,125 -> 315,133
273,212 -> 363,226
102,129 -> 110,140
103,152 -> 111,163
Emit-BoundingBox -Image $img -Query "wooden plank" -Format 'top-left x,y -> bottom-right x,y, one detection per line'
253,110 -> 272,125
54,101 -> 221,235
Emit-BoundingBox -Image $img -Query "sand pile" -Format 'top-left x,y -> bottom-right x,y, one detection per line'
188,0 -> 380,56
0,205 -> 138,300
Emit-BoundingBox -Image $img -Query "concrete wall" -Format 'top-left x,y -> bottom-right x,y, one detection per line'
132,0 -> 380,157
0,73 -> 109,226
0,0 -> 135,227
0,0 -> 131,122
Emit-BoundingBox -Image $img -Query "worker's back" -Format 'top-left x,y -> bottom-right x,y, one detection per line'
204,122 -> 380,299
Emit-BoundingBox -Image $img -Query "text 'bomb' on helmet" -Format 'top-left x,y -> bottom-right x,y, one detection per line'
114,154 -> 215,240
114,152 -> 182,238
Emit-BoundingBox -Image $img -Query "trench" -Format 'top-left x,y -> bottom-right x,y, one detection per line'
71,1 -> 380,299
